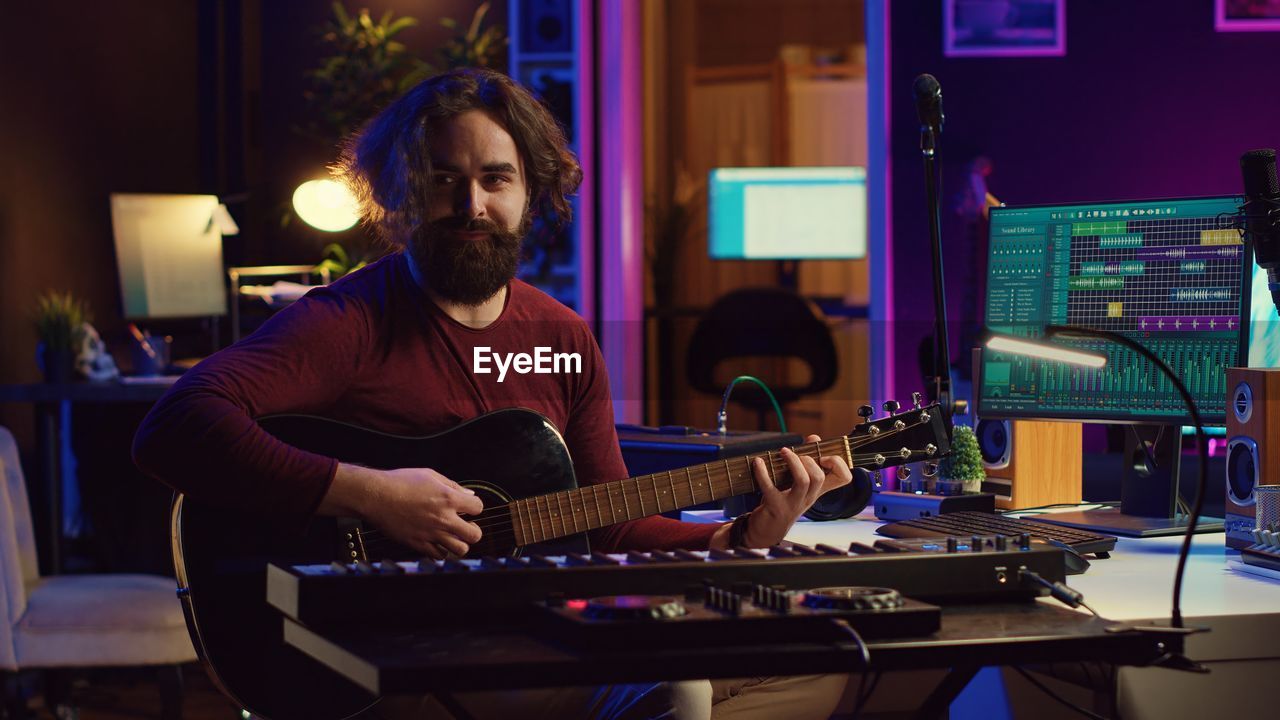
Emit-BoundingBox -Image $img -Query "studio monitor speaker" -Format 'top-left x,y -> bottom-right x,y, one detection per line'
973,348 -> 1082,510
520,0 -> 573,53
1225,367 -> 1280,549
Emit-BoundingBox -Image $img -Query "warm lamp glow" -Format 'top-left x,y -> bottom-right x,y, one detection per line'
985,334 -> 1107,369
292,179 -> 359,232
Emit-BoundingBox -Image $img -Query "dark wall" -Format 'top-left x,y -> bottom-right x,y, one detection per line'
0,0 -> 502,571
694,0 -> 865,66
0,2 -> 203,431
888,0 -> 1280,402
0,1 -> 505,428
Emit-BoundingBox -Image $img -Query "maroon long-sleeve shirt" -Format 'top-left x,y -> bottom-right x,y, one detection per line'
132,253 -> 719,551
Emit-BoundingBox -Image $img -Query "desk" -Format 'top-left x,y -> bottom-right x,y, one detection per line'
727,509 -> 1280,718
282,601 -> 1171,720
270,505 -> 1278,717
0,381 -> 175,572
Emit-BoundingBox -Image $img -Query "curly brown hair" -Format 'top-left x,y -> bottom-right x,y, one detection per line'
333,67 -> 582,246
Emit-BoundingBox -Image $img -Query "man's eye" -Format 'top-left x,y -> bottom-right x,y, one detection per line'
433,175 -> 457,185
485,175 -> 510,186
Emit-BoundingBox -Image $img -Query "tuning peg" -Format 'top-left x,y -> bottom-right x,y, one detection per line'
882,400 -> 901,416
912,392 -> 923,409
922,462 -> 940,478
857,405 -> 874,424
896,465 -> 912,481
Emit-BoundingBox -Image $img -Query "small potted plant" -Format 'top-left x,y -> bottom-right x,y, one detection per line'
940,424 -> 986,493
32,290 -> 90,384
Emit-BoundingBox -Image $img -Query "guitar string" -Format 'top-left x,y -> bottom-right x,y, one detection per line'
367,417 -> 930,533
358,422 -> 938,546
360,441 -> 937,541
459,424 -> 927,531
361,439 -> 829,535
369,447 -> 940,548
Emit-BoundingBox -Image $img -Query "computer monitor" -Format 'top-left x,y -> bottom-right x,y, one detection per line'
979,195 -> 1251,537
708,167 -> 867,260
110,193 -> 229,319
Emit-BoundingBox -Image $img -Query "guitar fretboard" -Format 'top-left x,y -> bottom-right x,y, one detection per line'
510,438 -> 852,546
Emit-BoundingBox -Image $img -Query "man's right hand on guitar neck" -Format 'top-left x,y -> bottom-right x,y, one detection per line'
319,463 -> 485,559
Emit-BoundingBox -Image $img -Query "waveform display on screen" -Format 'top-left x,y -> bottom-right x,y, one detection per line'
981,196 -> 1248,424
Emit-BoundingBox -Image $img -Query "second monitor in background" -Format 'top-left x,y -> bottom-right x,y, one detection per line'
979,195 -> 1250,537
708,167 -> 867,260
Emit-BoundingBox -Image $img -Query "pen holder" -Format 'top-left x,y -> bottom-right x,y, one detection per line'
130,334 -> 171,376
1258,485 -> 1280,534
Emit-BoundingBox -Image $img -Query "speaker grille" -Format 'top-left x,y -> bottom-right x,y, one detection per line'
975,419 -> 1011,469
1227,437 -> 1258,507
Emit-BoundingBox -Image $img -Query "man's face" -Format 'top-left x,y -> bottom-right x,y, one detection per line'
410,109 -> 529,306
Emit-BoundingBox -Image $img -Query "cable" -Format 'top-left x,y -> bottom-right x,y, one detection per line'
830,618 -> 870,669
1020,569 -> 1101,618
851,671 -> 882,719
1046,324 -> 1207,630
1001,501 -> 1114,516
1125,425 -> 1193,518
1013,666 -> 1111,720
1078,599 -> 1102,619
716,375 -> 787,433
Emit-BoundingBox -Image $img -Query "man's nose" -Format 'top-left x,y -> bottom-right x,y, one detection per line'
454,180 -> 487,220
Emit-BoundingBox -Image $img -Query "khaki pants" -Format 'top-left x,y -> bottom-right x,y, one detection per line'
377,674 -> 848,719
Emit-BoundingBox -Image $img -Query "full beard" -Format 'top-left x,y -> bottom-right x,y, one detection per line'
409,216 -> 526,307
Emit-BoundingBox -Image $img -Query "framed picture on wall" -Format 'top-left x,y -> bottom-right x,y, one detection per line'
944,0 -> 1066,57
1216,0 -> 1280,31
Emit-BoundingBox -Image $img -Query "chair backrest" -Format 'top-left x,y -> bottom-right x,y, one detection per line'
0,426 -> 41,669
686,287 -> 838,409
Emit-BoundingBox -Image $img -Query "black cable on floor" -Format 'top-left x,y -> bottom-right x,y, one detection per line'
1013,666 -> 1110,720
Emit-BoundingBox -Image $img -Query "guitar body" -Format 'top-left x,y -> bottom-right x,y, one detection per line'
172,408 -> 583,720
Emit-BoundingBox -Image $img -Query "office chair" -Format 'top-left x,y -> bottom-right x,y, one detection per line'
687,287 -> 839,429
0,427 -> 195,719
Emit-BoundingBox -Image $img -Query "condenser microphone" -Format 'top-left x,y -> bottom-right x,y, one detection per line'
913,74 -> 944,152
1240,148 -> 1280,314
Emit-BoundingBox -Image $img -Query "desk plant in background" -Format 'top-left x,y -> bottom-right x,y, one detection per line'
32,290 -> 90,384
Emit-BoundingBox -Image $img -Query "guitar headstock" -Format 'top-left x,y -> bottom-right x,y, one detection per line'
847,396 -> 952,473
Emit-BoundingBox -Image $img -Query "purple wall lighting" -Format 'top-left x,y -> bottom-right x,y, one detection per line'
1216,0 -> 1280,31
944,0 -> 1066,57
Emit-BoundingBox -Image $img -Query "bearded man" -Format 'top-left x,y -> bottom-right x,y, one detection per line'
134,68 -> 850,719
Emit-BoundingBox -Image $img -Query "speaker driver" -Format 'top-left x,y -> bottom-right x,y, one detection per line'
1227,437 -> 1259,507
1233,381 -> 1254,423
975,419 -> 1011,469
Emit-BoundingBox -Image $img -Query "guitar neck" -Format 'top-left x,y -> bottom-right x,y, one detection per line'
511,437 -> 852,546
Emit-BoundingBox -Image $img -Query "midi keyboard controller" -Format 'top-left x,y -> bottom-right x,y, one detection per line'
267,536 -> 1068,632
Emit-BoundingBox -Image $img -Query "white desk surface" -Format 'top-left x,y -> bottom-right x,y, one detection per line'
683,507 -> 1280,660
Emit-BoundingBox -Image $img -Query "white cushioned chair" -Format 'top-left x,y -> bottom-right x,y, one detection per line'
0,426 -> 196,718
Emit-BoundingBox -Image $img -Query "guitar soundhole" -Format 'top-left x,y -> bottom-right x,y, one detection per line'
462,481 -> 520,558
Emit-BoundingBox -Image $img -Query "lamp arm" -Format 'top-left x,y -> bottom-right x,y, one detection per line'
1044,324 -> 1205,630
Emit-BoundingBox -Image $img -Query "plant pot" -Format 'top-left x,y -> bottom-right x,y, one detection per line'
37,343 -> 75,384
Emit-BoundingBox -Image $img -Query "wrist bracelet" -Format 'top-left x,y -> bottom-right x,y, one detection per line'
729,511 -> 752,548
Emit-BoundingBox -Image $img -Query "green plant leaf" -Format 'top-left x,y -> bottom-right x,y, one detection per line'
386,16 -> 418,35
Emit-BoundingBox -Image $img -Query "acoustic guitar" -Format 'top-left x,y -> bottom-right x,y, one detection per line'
171,403 -> 949,720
